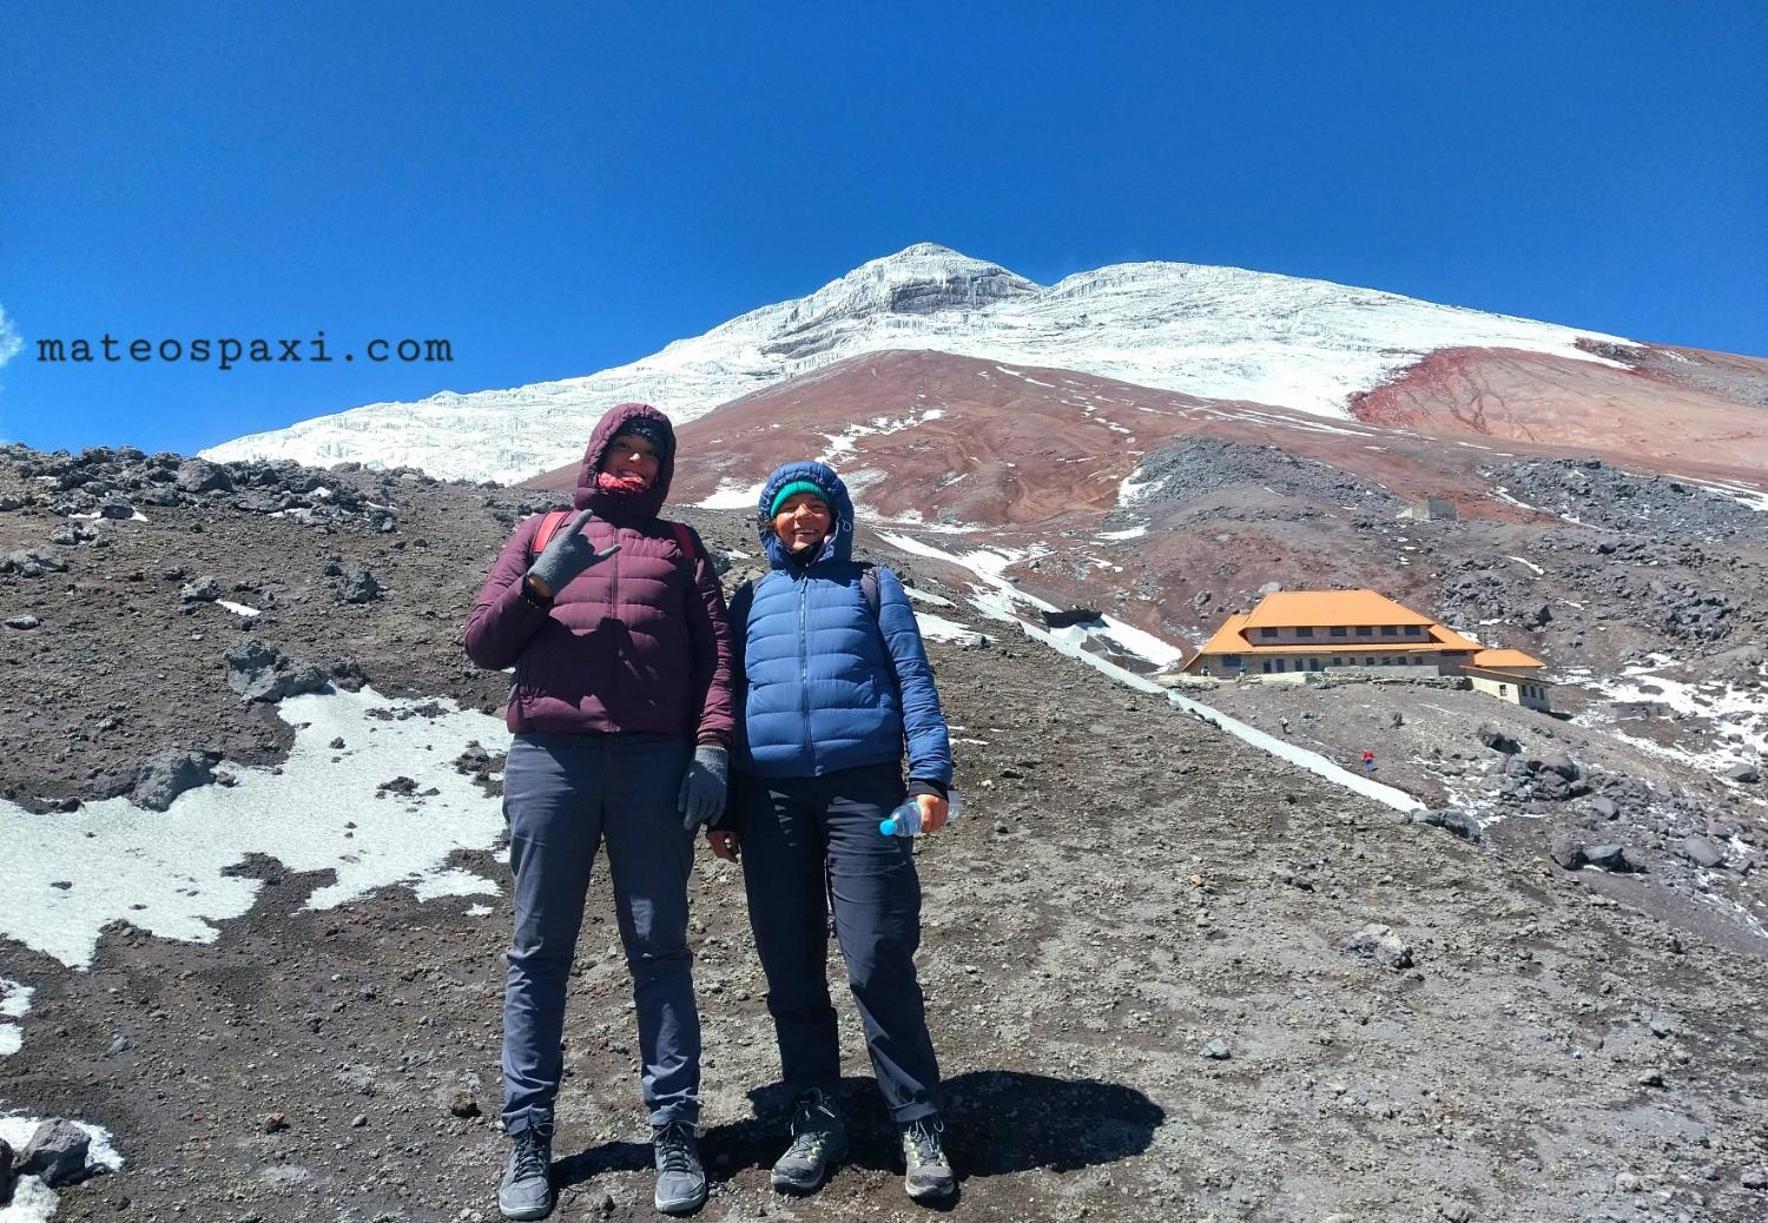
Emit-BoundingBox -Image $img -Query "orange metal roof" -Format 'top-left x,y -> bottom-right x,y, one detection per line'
1184,591 -> 1532,673
1472,648 -> 1543,670
1242,589 -> 1435,629
1190,613 -> 1252,659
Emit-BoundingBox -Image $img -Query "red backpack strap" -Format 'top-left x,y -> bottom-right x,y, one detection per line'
527,509 -> 571,561
666,521 -> 700,566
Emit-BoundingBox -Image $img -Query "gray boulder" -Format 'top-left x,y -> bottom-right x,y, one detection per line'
180,575 -> 223,603
1412,807 -> 1482,842
132,749 -> 222,812
226,638 -> 331,704
18,1118 -> 90,1188
1339,923 -> 1413,970
1726,762 -> 1761,784
1680,836 -> 1726,870
336,565 -> 384,605
1478,723 -> 1521,755
174,458 -> 233,493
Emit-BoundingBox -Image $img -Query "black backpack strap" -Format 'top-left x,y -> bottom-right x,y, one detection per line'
728,577 -> 756,626
857,562 -> 879,620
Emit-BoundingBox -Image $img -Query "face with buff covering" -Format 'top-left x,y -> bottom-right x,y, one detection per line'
598,431 -> 663,493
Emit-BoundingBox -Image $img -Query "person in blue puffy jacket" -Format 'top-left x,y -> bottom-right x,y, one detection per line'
707,460 -> 956,1203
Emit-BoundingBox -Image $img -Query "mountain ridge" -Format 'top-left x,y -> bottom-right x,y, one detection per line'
200,243 -> 1649,483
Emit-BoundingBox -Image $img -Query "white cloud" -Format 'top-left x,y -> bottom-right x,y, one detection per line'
0,304 -> 21,368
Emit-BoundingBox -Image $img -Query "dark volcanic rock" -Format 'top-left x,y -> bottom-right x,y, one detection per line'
175,458 -> 233,493
18,1119 -> 90,1188
1339,923 -> 1414,970
225,638 -> 331,703
1041,607 -> 1103,629
132,749 -> 222,811
1680,836 -> 1726,869
1412,807 -> 1482,841
336,565 -> 384,604
1477,724 -> 1521,755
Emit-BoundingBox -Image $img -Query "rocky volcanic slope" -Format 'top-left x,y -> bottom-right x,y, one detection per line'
4,443 -> 1768,1221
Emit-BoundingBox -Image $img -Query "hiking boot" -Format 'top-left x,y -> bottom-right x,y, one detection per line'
497,1123 -> 555,1220
770,1089 -> 848,1193
651,1119 -> 708,1215
899,1115 -> 955,1202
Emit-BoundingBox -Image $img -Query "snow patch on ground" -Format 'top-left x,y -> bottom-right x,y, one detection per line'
695,479 -> 767,511
902,585 -> 956,607
0,977 -> 31,1057
1565,656 -> 1768,774
914,611 -> 985,643
0,687 -> 510,969
0,1115 -> 124,1223
1506,555 -> 1545,576
816,408 -> 947,465
215,599 -> 261,618
1682,476 -> 1768,513
1095,524 -> 1149,541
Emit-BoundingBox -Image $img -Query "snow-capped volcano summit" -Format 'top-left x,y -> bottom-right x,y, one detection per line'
202,243 -> 1633,483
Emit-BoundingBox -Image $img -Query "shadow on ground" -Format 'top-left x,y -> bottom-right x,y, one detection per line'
555,1069 -> 1164,1190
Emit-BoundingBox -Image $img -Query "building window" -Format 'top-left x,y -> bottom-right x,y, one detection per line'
1330,626 -> 1347,637
1273,659 -> 1286,672
1404,625 -> 1422,636
1331,657 -> 1341,666
1296,627 -> 1314,638
1356,627 -> 1372,637
1500,683 -> 1509,696
1260,628 -> 1279,639
1222,655 -> 1241,667
1309,658 -> 1321,671
1380,626 -> 1398,637
1365,657 -> 1375,665
1261,660 -> 1272,674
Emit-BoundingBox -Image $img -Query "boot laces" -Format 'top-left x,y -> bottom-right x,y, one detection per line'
511,1127 -> 550,1181
904,1116 -> 945,1165
656,1120 -> 698,1174
785,1093 -> 838,1158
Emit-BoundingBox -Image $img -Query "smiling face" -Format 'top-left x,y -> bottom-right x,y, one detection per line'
772,492 -> 832,554
599,433 -> 661,487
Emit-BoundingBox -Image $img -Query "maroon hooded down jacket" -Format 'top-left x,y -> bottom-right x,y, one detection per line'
463,403 -> 734,745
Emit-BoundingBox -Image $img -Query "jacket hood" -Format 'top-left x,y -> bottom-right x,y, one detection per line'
573,403 -> 676,522
757,460 -> 855,569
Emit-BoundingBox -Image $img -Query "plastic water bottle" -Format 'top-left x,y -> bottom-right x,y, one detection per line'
879,790 -> 963,837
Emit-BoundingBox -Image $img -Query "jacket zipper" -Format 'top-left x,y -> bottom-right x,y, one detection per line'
797,571 -> 815,772
607,526 -> 621,711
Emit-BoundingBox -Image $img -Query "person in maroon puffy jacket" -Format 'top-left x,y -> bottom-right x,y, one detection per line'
464,402 -> 732,1219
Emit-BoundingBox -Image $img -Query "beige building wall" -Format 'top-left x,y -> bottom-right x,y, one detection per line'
1197,651 -> 1442,679
1243,624 -> 1433,648
1467,672 -> 1552,711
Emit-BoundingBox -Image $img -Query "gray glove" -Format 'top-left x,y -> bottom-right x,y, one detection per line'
526,507 -> 619,597
678,744 -> 729,832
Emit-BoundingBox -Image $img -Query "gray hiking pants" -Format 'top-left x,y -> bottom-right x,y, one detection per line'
740,761 -> 942,1123
500,732 -> 699,1134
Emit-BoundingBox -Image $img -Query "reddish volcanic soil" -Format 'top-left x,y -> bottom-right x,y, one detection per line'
1348,345 -> 1768,472
522,349 -> 1768,671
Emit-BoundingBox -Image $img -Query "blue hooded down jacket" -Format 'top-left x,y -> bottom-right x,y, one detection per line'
732,461 -> 953,788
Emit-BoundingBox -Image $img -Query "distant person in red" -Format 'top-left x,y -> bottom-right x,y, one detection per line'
1362,749 -> 1376,776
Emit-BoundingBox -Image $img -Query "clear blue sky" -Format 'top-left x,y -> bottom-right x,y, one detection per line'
2,2 -> 1763,454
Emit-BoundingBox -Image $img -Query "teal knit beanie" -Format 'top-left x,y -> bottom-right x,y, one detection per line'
768,480 -> 829,518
